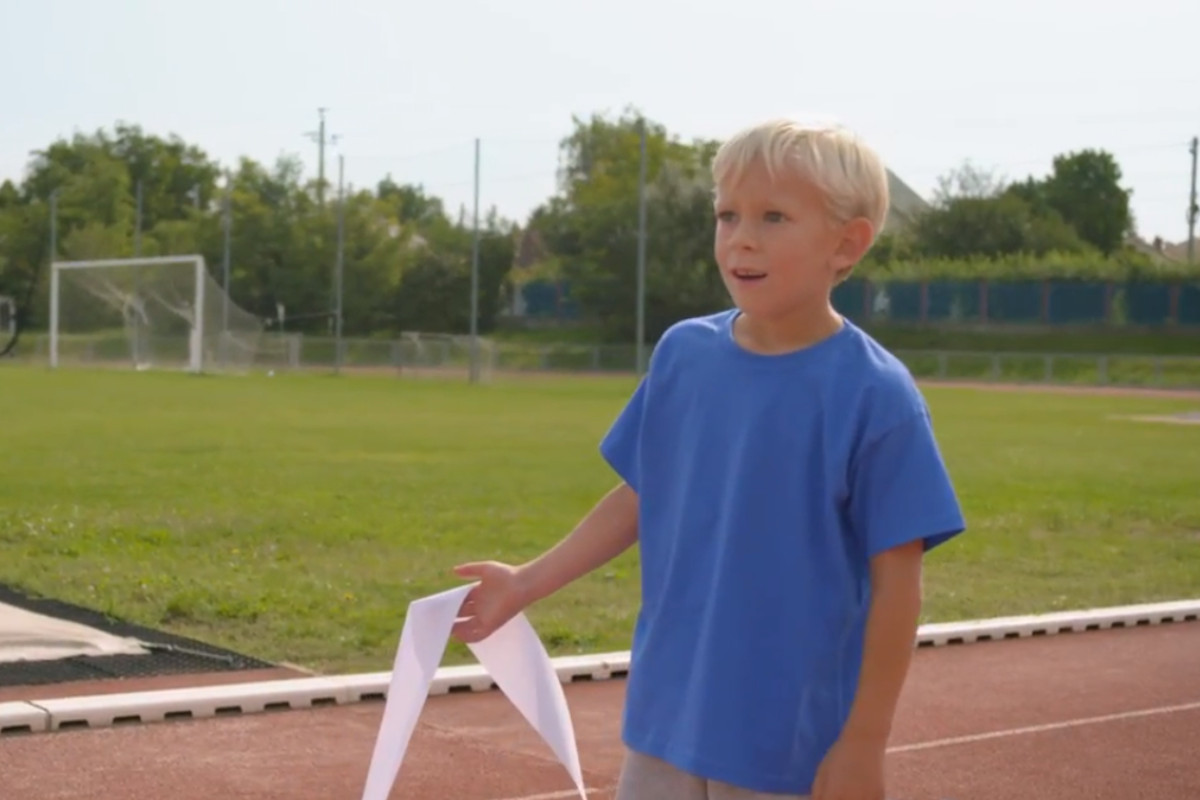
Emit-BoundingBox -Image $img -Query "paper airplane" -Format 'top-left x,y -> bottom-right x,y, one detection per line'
359,583 -> 587,800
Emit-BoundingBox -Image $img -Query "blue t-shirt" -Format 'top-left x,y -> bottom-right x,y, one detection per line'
599,309 -> 966,795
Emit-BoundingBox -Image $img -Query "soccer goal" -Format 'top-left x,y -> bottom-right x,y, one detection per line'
48,255 -> 266,373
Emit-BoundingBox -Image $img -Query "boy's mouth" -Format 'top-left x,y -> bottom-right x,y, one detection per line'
732,268 -> 767,281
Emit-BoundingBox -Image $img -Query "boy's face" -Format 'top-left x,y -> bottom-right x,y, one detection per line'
712,159 -> 871,322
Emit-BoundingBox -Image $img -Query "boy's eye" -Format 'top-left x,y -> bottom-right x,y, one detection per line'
715,210 -> 735,222
764,211 -> 785,222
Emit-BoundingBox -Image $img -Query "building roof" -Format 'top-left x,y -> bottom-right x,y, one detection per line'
884,170 -> 930,233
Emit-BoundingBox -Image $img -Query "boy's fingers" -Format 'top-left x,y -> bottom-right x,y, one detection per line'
451,618 -> 484,642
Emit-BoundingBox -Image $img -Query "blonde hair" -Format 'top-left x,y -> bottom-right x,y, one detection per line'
711,118 -> 890,242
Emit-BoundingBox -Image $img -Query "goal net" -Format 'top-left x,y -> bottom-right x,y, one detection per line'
49,255 -> 266,373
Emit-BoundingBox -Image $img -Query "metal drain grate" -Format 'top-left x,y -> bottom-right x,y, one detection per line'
0,584 -> 276,688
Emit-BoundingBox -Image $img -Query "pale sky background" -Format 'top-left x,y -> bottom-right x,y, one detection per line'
3,0 -> 1197,244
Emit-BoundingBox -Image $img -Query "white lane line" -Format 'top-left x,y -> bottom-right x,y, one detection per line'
489,789 -> 607,800
485,700 -> 1200,797
889,700 -> 1200,754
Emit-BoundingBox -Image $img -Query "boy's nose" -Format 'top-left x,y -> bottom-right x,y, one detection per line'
731,228 -> 758,250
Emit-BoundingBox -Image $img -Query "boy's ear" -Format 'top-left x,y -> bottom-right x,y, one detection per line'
830,217 -> 875,272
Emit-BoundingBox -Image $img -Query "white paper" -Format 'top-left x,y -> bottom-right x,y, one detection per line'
359,583 -> 587,800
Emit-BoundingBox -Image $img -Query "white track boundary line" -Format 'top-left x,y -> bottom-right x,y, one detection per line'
1,598 -> 1197,737
490,789 -> 609,800
889,700 -> 1200,754
480,701 -> 1200,800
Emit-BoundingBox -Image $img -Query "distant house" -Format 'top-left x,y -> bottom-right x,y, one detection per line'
1126,234 -> 1198,265
1162,238 -> 1197,264
883,171 -> 929,234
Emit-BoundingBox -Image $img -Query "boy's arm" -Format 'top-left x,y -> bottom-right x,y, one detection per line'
838,402 -> 963,744
516,481 -> 640,606
451,482 -> 638,644
840,538 -> 924,744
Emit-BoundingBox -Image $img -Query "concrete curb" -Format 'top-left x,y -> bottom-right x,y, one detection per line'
3,599 -> 1198,736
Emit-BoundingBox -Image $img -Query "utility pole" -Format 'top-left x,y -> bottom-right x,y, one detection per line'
134,179 -> 143,256
304,108 -> 340,206
1188,136 -> 1197,266
220,170 -> 233,366
469,138 -> 481,384
47,190 -> 59,367
635,118 -> 648,376
334,153 -> 345,374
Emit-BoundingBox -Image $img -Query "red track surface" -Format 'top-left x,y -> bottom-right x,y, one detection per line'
2,621 -> 1198,800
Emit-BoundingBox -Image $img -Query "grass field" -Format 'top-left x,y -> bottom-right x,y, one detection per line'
2,366 -> 1199,675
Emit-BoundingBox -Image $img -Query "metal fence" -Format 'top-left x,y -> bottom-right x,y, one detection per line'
833,278 -> 1200,327
889,349 -> 1200,389
514,278 -> 1200,327
8,332 -> 1200,390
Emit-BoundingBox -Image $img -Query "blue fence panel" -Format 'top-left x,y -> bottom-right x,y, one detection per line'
832,279 -> 868,322
515,277 -> 1195,328
987,280 -> 1042,323
1121,281 -> 1172,326
520,280 -> 578,319
927,281 -> 981,322
1049,280 -> 1108,324
883,282 -> 922,321
1180,283 -> 1200,326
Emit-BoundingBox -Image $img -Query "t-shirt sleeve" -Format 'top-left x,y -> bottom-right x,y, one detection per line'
599,377 -> 647,492
849,406 -> 966,559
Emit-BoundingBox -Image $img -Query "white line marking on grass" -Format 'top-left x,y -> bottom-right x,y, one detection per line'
889,700 -> 1200,754
489,789 -> 607,800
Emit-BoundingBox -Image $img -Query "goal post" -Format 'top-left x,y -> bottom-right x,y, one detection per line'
1,295 -> 14,337
1,294 -> 15,356
49,254 -> 265,374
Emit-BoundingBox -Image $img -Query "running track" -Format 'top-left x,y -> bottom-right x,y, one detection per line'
2,620 -> 1198,799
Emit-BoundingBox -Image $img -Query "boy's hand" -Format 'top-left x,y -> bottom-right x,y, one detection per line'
449,561 -> 532,643
811,734 -> 886,800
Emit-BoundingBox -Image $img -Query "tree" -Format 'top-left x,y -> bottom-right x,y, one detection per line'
0,115 -> 1172,353
931,160 -> 1007,203
531,109 -> 727,341
908,163 -> 1092,261
1042,149 -> 1133,255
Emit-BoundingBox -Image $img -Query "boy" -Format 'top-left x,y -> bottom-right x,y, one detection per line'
451,118 -> 966,799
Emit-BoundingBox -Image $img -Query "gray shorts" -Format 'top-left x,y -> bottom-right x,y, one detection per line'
614,748 -> 810,800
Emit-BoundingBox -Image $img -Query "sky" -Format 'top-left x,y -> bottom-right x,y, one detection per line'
3,0 -> 1198,244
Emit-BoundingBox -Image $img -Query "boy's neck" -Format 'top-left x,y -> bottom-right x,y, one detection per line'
733,301 -> 845,356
